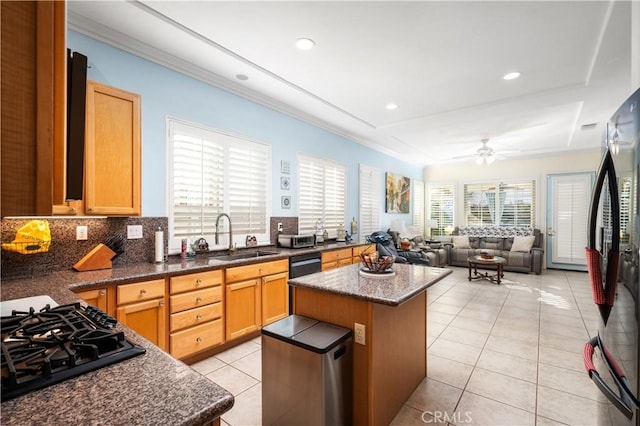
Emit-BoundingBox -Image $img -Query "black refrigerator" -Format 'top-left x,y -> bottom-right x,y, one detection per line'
585,87 -> 640,425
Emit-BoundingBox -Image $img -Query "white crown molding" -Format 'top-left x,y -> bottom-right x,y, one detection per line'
67,11 -> 406,162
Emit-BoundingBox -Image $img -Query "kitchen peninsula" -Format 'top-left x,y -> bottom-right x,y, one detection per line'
289,263 -> 452,426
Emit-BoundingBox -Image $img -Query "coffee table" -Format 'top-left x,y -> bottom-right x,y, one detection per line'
467,255 -> 506,285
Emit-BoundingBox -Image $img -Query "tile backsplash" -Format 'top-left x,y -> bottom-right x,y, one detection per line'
1,217 -> 167,279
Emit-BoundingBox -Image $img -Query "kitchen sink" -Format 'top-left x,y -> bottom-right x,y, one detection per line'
210,251 -> 278,261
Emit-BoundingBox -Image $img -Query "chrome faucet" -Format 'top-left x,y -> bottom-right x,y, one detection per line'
215,213 -> 234,251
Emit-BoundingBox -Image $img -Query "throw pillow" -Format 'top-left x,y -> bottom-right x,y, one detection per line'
510,235 -> 535,252
452,235 -> 471,249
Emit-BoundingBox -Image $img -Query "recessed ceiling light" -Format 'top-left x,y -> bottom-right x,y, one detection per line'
295,38 -> 315,50
386,103 -> 398,110
503,72 -> 521,80
236,74 -> 249,81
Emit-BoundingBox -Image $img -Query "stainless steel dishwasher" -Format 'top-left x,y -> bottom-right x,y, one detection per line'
288,251 -> 321,312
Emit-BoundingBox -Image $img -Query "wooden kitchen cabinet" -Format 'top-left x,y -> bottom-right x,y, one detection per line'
74,286 -> 115,316
352,244 -> 375,264
321,247 -> 353,271
169,270 -> 224,359
116,279 -> 167,351
83,81 -> 141,216
225,259 -> 288,341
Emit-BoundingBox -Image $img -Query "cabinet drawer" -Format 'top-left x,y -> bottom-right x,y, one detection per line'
225,259 -> 288,282
118,279 -> 165,305
170,319 -> 223,359
170,286 -> 222,314
337,258 -> 352,267
321,248 -> 352,263
170,270 -> 223,294
353,244 -> 375,257
170,302 -> 222,332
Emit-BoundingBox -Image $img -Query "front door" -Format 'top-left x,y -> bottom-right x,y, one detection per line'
546,172 -> 595,271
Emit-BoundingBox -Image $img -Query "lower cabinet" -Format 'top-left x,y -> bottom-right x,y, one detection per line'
321,247 -> 353,271
169,270 -> 224,359
352,244 -> 375,264
74,287 -> 111,314
116,279 -> 167,351
225,259 -> 289,341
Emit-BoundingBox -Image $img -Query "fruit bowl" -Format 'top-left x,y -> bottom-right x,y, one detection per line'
359,252 -> 395,272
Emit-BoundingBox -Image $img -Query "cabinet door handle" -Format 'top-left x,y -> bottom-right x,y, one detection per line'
99,290 -> 106,296
196,314 -> 202,320
195,279 -> 202,286
159,301 -> 165,307
139,289 -> 147,295
196,297 -> 202,303
196,337 -> 202,343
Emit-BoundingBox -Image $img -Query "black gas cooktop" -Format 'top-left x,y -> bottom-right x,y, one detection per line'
1,302 -> 145,401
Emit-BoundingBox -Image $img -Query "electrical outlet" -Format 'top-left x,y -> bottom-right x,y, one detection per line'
76,225 -> 88,241
354,323 -> 365,345
127,225 -> 143,239
277,222 -> 283,233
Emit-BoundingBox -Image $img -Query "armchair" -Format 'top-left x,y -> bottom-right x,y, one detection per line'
373,231 -> 430,266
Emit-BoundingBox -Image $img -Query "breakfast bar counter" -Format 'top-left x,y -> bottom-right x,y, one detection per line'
288,263 -> 452,426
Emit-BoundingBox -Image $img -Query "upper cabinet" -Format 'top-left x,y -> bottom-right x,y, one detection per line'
1,1 -> 64,217
82,81 -> 141,216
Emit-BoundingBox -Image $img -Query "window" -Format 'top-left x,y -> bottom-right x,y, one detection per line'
298,153 -> 346,237
168,118 -> 270,251
464,180 -> 535,227
359,164 -> 381,242
412,180 -> 425,236
427,184 -> 454,236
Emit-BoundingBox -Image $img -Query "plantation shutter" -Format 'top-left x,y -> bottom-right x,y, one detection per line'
228,142 -> 269,234
298,154 -> 346,237
412,180 -> 425,236
359,164 -> 381,242
428,184 -> 454,237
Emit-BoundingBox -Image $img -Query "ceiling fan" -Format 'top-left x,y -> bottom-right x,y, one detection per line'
453,139 -> 517,164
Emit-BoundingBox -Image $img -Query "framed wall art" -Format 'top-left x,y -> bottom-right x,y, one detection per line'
385,172 -> 411,213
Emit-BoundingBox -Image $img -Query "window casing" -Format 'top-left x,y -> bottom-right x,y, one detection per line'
359,164 -> 382,242
298,153 -> 346,238
427,184 -> 455,236
464,180 -> 536,227
168,118 -> 270,252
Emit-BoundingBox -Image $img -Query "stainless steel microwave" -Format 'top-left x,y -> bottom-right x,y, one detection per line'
278,234 -> 315,248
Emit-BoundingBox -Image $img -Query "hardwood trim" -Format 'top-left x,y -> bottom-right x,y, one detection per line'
51,0 -> 67,209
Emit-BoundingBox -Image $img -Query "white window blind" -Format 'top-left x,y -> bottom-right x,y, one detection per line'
412,180 -> 425,236
298,153 -> 346,237
428,184 -> 454,236
464,180 -> 535,227
168,119 -> 270,251
359,164 -> 381,242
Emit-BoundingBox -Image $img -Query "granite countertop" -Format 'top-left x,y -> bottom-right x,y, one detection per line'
0,241 -> 367,424
288,263 -> 452,306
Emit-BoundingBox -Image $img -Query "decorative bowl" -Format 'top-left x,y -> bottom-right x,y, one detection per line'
359,252 -> 395,272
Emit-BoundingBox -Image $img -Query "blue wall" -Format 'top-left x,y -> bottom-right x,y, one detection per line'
68,31 -> 423,229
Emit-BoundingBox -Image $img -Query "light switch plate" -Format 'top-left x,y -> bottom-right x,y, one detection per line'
76,226 -> 88,241
127,225 -> 143,239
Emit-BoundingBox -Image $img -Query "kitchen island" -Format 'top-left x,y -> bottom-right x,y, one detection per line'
289,263 -> 452,426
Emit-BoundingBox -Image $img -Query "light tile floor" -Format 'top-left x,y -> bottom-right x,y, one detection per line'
191,267 -> 631,425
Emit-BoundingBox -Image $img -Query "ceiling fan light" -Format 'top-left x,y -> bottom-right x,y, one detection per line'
486,155 -> 496,164
476,156 -> 484,165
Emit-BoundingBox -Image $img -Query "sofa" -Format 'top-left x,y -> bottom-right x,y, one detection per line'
445,226 -> 544,274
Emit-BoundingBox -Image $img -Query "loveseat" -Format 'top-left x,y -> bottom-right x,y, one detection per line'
445,226 -> 544,274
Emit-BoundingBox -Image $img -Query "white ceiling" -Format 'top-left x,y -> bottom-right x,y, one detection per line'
67,1 -> 637,165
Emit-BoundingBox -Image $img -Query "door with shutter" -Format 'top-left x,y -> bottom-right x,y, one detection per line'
546,172 -> 595,270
